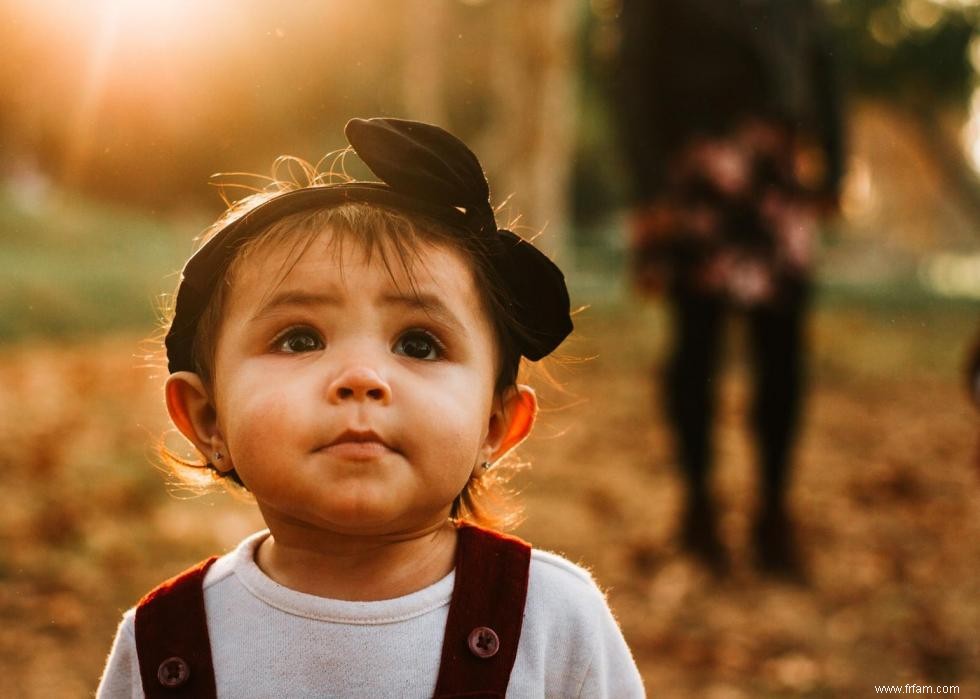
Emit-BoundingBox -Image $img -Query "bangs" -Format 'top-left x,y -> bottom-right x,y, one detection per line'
227,204 -> 458,314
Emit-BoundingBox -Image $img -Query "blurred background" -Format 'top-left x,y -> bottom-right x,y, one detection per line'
0,0 -> 978,696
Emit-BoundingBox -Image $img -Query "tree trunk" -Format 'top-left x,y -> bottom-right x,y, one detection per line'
481,0 -> 580,262
402,0 -> 449,126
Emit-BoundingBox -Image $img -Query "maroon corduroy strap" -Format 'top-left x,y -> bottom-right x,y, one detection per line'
433,524 -> 532,698
132,525 -> 530,698
135,556 -> 218,699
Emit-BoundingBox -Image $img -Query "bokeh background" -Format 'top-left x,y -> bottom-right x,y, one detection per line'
1,0 -> 978,696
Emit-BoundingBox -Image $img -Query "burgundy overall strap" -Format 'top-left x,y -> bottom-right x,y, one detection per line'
433,524 -> 532,698
134,557 -> 218,699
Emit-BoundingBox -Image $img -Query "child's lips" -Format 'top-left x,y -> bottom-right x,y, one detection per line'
320,441 -> 392,460
318,430 -> 396,460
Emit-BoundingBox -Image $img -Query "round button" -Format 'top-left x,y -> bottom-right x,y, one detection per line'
157,656 -> 190,688
467,626 -> 500,658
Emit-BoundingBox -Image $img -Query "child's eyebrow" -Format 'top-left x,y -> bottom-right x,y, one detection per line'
250,291 -> 341,321
381,292 -> 468,336
249,289 -> 468,336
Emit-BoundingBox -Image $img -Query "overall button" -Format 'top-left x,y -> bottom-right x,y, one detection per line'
157,656 -> 190,688
467,626 -> 500,658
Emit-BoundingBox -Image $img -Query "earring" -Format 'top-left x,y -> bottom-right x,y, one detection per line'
213,451 -> 223,462
481,461 -> 492,471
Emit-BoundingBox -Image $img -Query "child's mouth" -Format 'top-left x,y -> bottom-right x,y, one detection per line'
318,430 -> 395,460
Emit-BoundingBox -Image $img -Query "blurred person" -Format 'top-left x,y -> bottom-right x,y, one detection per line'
612,0 -> 844,577
97,119 -> 644,698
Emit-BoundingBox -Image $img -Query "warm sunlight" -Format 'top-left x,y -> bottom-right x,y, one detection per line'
23,0 -> 222,41
962,86 -> 980,174
13,0 -> 242,67
11,0 -> 240,183
11,0 -> 241,80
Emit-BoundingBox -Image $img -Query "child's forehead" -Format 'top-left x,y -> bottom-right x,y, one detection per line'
227,224 -> 480,306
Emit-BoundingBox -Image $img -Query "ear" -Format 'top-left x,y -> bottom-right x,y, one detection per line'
165,371 -> 232,472
482,385 -> 538,464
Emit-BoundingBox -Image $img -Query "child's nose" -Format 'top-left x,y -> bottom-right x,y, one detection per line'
327,365 -> 392,405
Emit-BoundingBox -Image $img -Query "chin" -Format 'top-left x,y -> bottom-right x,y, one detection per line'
308,498 -> 404,532
320,500 -> 453,537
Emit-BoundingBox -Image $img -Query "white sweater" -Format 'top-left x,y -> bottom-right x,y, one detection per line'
97,531 -> 645,698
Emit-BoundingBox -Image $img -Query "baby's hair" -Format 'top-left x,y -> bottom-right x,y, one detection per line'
157,157 -> 534,530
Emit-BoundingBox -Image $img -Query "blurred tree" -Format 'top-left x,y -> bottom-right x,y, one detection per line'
831,0 -> 977,104
475,0 -> 579,257
577,0 -> 980,230
402,0 -> 449,127
828,0 -> 980,222
0,0 -> 582,253
0,2 -> 406,211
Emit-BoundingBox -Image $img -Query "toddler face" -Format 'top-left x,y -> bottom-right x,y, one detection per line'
207,229 -> 504,536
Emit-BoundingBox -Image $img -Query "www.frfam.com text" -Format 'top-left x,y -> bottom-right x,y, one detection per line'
874,685 -> 960,694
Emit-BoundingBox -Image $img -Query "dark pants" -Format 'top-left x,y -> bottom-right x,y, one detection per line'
664,285 -> 808,510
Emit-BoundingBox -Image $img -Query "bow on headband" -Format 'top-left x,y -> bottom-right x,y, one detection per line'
164,117 -> 573,373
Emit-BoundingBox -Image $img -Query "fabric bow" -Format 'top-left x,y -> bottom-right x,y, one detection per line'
165,117 -> 572,371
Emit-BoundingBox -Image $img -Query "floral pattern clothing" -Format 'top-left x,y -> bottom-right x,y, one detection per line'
629,119 -> 822,308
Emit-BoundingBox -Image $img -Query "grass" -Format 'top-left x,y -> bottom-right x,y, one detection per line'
0,189 -> 199,339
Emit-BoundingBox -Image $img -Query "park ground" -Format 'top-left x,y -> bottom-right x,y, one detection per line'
0,293 -> 976,697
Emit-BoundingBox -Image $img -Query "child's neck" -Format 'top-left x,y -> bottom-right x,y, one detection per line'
253,516 -> 459,601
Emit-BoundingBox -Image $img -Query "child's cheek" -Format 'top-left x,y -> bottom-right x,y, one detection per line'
220,384 -> 298,459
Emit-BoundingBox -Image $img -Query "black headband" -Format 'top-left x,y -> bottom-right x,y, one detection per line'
164,117 -> 573,373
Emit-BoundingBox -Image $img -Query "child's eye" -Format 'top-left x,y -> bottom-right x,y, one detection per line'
393,329 -> 444,360
274,327 -> 324,354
